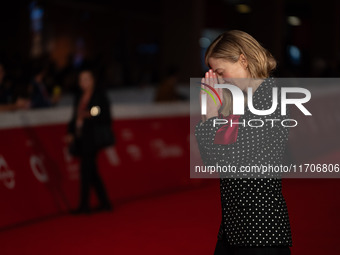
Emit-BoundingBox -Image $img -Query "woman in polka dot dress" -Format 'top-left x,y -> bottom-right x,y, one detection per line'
195,30 -> 292,255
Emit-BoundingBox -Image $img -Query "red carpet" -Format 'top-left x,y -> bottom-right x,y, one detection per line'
282,178 -> 340,255
0,183 -> 221,255
1,179 -> 339,255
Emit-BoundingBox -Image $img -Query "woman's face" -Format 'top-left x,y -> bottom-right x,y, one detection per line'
79,71 -> 94,91
208,56 -> 250,91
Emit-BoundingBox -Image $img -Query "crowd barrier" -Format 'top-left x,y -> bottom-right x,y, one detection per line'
1,86 -> 340,230
0,102 -> 206,229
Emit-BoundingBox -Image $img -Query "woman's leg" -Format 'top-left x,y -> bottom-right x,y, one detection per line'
89,151 -> 111,208
78,154 -> 92,211
214,239 -> 291,255
214,239 -> 233,255
233,245 -> 291,255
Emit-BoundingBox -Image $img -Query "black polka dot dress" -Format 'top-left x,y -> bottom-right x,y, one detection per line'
194,77 -> 293,247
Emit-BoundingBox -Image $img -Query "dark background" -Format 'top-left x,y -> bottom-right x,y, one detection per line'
1,2 -> 340,254
0,0 -> 339,96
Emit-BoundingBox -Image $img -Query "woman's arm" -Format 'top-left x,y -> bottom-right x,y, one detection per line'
224,88 -> 290,171
195,85 -> 290,177
194,116 -> 225,166
195,70 -> 225,166
67,93 -> 79,135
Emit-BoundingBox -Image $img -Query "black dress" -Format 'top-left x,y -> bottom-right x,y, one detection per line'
68,87 -> 112,211
194,77 -> 292,254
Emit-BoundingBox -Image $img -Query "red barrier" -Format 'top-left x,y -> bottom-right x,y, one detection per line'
0,104 -> 207,229
1,90 -> 340,232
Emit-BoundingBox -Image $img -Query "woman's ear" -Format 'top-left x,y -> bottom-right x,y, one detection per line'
239,54 -> 248,70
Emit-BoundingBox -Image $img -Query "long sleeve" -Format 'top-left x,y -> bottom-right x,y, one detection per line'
194,116 -> 222,167
221,88 -> 290,175
218,84 -> 291,205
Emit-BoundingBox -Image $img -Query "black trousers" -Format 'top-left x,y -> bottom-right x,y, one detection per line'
214,239 -> 291,255
78,149 -> 111,209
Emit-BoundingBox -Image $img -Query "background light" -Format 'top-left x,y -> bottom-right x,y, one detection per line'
199,37 -> 211,48
235,4 -> 252,14
287,16 -> 301,26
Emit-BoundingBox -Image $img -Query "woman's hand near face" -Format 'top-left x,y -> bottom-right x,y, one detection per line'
200,69 -> 223,123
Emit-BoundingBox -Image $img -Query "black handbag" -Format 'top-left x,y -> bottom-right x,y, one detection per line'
93,124 -> 115,150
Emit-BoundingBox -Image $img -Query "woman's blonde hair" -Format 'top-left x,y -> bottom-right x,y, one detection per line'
204,30 -> 277,115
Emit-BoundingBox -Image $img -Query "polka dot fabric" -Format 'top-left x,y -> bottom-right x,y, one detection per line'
194,77 -> 293,247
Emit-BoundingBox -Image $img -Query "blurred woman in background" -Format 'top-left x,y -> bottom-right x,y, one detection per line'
67,68 -> 113,214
